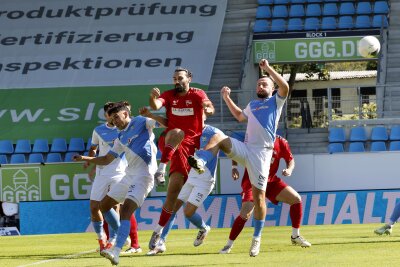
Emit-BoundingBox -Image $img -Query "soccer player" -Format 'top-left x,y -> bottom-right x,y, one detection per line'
148,67 -> 214,250
219,135 -> 311,254
374,201 -> 400,235
188,59 -> 289,256
73,102 -> 158,265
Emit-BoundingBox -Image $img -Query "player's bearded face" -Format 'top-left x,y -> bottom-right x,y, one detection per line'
257,78 -> 273,98
175,82 -> 185,93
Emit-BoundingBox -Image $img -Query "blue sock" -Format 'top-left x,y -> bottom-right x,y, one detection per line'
187,212 -> 207,229
390,202 -> 400,224
196,150 -> 214,164
108,224 -> 117,241
161,213 -> 176,241
115,220 -> 130,249
92,221 -> 104,240
253,219 -> 265,238
103,209 -> 120,233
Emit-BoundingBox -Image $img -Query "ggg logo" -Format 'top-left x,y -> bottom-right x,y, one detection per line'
1,167 -> 41,202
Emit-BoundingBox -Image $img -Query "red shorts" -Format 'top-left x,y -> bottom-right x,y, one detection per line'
241,170 -> 287,205
158,134 -> 197,181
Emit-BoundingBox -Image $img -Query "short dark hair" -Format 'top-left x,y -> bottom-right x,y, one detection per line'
175,67 -> 192,78
103,102 -> 114,112
107,102 -> 129,116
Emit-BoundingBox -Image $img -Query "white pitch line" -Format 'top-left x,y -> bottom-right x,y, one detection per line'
17,249 -> 96,267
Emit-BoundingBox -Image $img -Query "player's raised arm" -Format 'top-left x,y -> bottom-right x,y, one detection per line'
149,87 -> 163,110
221,86 -> 247,122
73,153 -> 115,166
259,59 -> 289,98
139,106 -> 168,128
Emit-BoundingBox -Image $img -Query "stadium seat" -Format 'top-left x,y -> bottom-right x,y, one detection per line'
0,154 -> 8,164
324,0 -> 339,2
32,139 -> 49,153
374,1 -> 389,14
256,6 -> 272,19
68,137 -> 85,152
272,5 -> 288,18
290,0 -> 305,3
10,154 -> 26,164
389,141 -> 400,151
370,141 -> 386,152
254,20 -> 270,33
322,3 -> 338,16
306,4 -> 321,17
372,15 -> 388,28
328,127 -> 346,143
338,16 -> 354,29
28,153 -> 44,164
274,0 -> 289,4
304,17 -> 320,31
289,5 -> 305,17
390,126 -> 400,140
46,153 -> 62,163
86,137 -> 93,151
14,139 -> 31,154
328,143 -> 344,153
0,140 -> 14,154
64,152 -> 77,162
307,0 -> 322,3
321,17 -> 337,30
258,0 -> 273,4
287,18 -> 304,31
355,15 -> 371,29
371,126 -> 388,141
339,2 -> 355,16
356,2 -> 372,15
349,127 -> 367,142
348,142 -> 365,152
50,138 -> 68,153
270,19 -> 286,32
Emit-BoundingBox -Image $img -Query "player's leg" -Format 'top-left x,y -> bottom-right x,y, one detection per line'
121,213 -> 142,254
90,200 -> 109,252
375,201 -> 400,235
250,185 -> 266,257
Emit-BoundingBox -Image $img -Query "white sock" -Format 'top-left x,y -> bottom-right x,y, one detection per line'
227,239 -> 234,247
114,246 -> 121,255
157,163 -> 166,173
154,225 -> 164,234
388,221 -> 395,227
292,228 -> 300,238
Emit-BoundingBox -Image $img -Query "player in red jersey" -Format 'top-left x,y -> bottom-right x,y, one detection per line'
219,135 -> 311,254
148,67 -> 214,250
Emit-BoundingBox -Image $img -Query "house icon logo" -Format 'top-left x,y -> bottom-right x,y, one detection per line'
1,167 -> 41,202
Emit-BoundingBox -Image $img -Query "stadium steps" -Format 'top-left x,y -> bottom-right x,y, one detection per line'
285,128 -> 329,154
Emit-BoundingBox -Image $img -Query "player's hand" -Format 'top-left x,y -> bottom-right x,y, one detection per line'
150,87 -> 161,99
282,168 -> 292,177
221,86 -> 231,100
139,106 -> 151,117
72,154 -> 83,162
232,166 -> 239,180
259,59 -> 270,70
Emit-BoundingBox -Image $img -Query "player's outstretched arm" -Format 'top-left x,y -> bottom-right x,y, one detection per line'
149,87 -> 163,110
73,153 -> 115,166
139,106 -> 167,127
221,86 -> 247,122
259,59 -> 289,98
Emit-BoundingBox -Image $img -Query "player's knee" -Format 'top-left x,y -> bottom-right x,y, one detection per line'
168,128 -> 185,141
293,193 -> 302,204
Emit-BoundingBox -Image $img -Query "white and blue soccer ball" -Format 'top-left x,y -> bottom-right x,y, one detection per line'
358,36 -> 381,58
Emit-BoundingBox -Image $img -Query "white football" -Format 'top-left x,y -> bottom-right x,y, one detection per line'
358,36 -> 381,58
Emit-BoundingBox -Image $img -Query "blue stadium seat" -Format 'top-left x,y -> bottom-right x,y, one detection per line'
356,2 -> 372,15
256,6 -> 272,19
272,5 -> 288,18
328,127 -> 346,143
349,142 -> 365,152
322,3 -> 338,16
10,154 -> 26,164
32,139 -> 49,153
46,153 -> 62,163
258,0 -> 273,4
254,20 -> 270,33
290,0 -> 305,3
86,137 -> 93,151
287,18 -> 304,31
374,1 -> 389,14
64,152 -> 77,162
389,141 -> 400,151
274,0 -> 289,4
324,0 -> 339,2
338,16 -> 354,29
270,19 -> 286,32
372,15 -> 388,28
349,127 -> 367,142
328,143 -> 344,153
339,2 -> 355,15
28,153 -> 44,164
304,17 -> 320,31
390,126 -> 400,140
0,155 -> 8,164
307,0 -> 322,3
355,15 -> 371,29
0,140 -> 14,154
321,17 -> 337,30
68,137 -> 85,152
370,141 -> 386,152
51,138 -> 68,153
289,5 -> 305,17
306,4 -> 321,17
371,126 -> 388,141
14,139 -> 31,154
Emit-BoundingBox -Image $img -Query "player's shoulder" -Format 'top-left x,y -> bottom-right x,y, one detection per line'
276,134 -> 288,144
189,87 -> 206,95
94,123 -> 109,132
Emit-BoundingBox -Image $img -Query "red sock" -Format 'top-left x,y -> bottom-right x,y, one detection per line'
158,207 -> 174,227
160,144 -> 176,163
103,221 -> 109,240
229,215 -> 247,241
129,214 -> 139,248
290,202 -> 303,229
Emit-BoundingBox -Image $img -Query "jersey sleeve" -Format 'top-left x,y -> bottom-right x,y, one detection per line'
108,138 -> 124,158
279,137 -> 294,164
158,91 -> 169,106
196,89 -> 210,108
145,117 -> 159,129
242,103 -> 250,119
91,129 -> 99,146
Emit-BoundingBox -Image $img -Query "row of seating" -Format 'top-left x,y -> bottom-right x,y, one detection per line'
329,126 -> 400,143
259,0 -> 382,4
254,15 -> 388,32
0,137 -> 91,155
256,2 -> 389,19
0,151 -> 89,165
329,141 -> 400,153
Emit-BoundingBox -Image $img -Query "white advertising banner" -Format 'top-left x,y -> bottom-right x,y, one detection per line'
0,0 -> 227,89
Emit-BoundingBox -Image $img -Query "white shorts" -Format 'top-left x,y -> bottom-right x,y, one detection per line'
107,163 -> 154,207
90,173 -> 124,201
178,170 -> 214,207
229,137 -> 273,191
